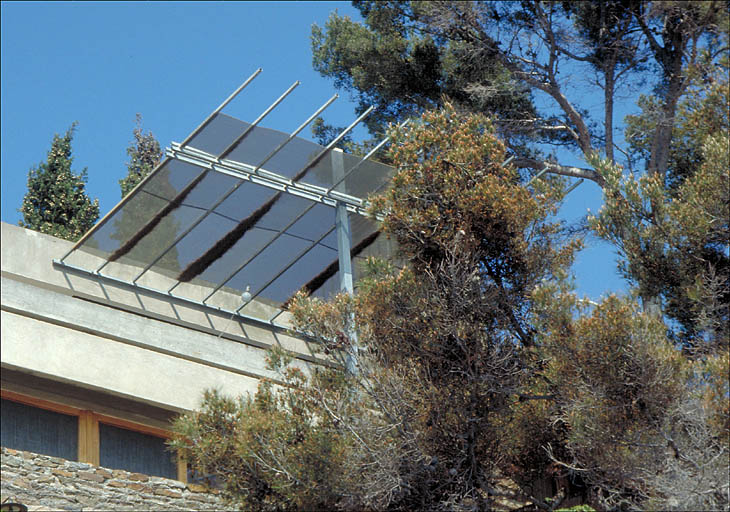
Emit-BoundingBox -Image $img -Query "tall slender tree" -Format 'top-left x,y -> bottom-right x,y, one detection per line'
19,123 -> 99,242
119,113 -> 163,198
111,114 -> 180,273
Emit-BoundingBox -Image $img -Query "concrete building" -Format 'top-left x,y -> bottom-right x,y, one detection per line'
1,74 -> 397,510
0,221 -> 327,509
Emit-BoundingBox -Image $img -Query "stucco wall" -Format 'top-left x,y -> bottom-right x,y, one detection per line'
1,222 -> 329,414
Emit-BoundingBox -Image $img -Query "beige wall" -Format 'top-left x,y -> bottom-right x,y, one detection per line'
1,222 -> 327,416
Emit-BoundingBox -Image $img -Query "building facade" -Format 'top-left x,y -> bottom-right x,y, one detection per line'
1,222 -> 325,510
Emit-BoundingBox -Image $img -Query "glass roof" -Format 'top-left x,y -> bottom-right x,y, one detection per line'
62,112 -> 396,324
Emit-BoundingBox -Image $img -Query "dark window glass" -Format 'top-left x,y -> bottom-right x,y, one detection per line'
99,422 -> 176,479
0,398 -> 78,460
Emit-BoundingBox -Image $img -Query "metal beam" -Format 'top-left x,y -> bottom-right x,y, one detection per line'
167,145 -> 382,219
332,148 -> 359,375
333,149 -> 354,295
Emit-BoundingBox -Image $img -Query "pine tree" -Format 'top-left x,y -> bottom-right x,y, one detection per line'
19,123 -> 99,242
171,105 -> 583,511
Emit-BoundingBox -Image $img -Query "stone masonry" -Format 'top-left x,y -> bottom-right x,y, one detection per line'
0,447 -> 233,511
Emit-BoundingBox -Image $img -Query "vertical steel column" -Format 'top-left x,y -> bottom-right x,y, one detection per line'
333,148 -> 358,374
333,149 -> 354,294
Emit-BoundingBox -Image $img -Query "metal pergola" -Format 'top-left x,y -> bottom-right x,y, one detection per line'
53,69 -> 398,331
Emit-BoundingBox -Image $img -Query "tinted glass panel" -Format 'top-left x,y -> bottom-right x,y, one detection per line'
1,399 -> 78,460
99,423 -> 176,479
68,111 -> 397,320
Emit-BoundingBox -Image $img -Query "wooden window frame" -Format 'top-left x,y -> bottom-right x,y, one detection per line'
1,390 -> 186,482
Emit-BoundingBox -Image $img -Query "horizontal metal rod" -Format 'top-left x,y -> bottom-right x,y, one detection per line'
268,308 -> 286,324
173,143 -> 367,205
168,151 -> 371,218
52,258 -> 297,334
168,145 -> 382,218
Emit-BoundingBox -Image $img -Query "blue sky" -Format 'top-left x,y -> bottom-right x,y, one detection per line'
1,1 -> 627,300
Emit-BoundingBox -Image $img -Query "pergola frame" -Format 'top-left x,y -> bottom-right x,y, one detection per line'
53,70 -> 396,331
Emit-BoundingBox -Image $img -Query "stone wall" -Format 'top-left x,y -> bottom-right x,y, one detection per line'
0,447 -> 233,511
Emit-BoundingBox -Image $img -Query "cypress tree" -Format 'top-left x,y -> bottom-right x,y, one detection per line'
119,113 -> 162,197
111,114 -> 180,273
19,123 -> 99,242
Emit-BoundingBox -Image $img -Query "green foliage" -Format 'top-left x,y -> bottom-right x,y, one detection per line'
311,2 -> 538,146
594,60 -> 729,348
173,105 -> 583,510
19,123 -> 99,242
293,105 -> 581,510
172,101 -> 729,511
545,296 -> 687,495
556,506 -> 595,512
119,114 -> 162,198
170,352 -> 372,511
175,8 -> 730,503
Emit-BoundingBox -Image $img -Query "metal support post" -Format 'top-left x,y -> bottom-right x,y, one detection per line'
333,149 -> 354,295
333,148 -> 358,374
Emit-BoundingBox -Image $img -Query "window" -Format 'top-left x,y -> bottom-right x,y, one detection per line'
1,398 -> 78,460
100,422 -> 177,479
1,391 -> 185,481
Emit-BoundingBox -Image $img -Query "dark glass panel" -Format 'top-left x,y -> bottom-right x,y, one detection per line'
1,399 -> 78,461
99,423 -> 176,479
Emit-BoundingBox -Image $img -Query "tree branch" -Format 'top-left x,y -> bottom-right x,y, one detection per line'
513,157 -> 605,187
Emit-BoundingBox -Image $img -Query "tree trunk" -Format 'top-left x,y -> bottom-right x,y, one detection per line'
604,61 -> 616,163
